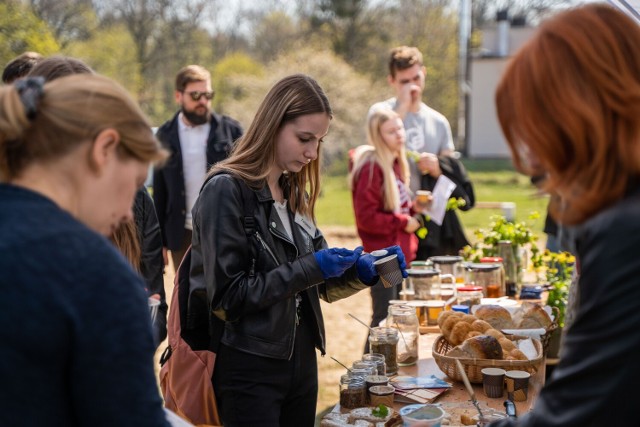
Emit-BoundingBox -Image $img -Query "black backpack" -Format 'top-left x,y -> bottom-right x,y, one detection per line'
161,174 -> 257,359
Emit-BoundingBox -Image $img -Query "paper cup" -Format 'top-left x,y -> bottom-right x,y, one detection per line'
481,367 -> 506,398
148,297 -> 160,323
416,190 -> 432,204
505,370 -> 530,402
374,254 -> 403,288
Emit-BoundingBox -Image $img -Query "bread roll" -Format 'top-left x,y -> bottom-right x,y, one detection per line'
471,319 -> 492,333
462,314 -> 477,324
518,304 -> 553,329
474,305 -> 514,330
499,337 -> 516,351
509,348 -> 528,360
447,335 -> 503,359
438,310 -> 462,329
442,316 -> 461,340
484,328 -> 505,340
466,330 -> 481,339
450,321 -> 473,345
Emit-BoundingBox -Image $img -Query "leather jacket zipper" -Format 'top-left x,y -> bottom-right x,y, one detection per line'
255,231 -> 279,265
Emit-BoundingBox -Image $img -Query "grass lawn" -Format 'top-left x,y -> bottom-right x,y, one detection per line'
316,158 -> 549,244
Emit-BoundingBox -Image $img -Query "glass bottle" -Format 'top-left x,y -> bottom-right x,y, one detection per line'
385,305 -> 419,366
498,240 -> 519,297
368,327 -> 399,375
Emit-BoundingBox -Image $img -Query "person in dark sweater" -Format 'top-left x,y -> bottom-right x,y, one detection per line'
27,55 -> 169,347
0,75 -> 170,426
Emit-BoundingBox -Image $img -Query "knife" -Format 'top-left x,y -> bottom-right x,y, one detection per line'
504,399 -> 517,418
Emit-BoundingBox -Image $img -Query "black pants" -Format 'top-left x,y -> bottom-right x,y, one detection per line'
212,321 -> 318,427
364,283 -> 399,353
170,228 -> 192,272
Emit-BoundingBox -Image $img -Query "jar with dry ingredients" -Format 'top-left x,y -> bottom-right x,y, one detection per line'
386,305 -> 419,366
339,374 -> 366,409
368,327 -> 399,375
456,286 -> 483,308
408,268 -> 441,300
361,353 -> 386,376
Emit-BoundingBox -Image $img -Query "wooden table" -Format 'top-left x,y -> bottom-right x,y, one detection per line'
392,332 -> 545,416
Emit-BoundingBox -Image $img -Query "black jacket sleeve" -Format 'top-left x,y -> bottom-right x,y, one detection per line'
134,187 -> 167,345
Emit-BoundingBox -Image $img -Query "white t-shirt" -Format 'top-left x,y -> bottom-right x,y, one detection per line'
368,97 -> 454,155
178,113 -> 210,230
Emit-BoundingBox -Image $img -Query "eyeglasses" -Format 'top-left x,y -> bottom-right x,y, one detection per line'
184,90 -> 214,101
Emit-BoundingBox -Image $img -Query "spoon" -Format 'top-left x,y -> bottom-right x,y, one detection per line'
330,356 -> 352,373
348,313 -> 374,333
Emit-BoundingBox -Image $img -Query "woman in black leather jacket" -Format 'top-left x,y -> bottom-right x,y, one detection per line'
491,4 -> 640,426
190,74 -> 406,426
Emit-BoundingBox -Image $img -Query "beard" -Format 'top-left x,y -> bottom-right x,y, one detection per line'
181,105 -> 209,126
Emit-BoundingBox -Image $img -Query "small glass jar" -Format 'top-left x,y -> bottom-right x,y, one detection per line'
351,361 -> 377,377
368,327 -> 399,375
456,286 -> 483,308
408,268 -> 441,300
386,305 -> 419,366
339,374 -> 366,409
369,385 -> 395,407
362,353 -> 387,376
466,263 -> 506,298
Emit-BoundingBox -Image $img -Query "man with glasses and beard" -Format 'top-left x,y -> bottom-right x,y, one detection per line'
153,65 -> 243,272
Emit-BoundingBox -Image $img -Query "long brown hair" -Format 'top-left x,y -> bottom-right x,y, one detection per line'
211,74 -> 332,221
496,4 -> 640,225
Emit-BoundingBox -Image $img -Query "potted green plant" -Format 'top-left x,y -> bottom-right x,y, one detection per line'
532,250 -> 575,358
462,213 -> 541,284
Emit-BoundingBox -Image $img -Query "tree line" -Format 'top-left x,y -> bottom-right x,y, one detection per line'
1,0 -> 575,171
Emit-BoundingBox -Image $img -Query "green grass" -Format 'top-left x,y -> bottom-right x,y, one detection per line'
316,158 -> 549,243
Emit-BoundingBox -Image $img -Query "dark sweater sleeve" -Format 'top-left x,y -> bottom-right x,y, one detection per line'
68,239 -> 170,427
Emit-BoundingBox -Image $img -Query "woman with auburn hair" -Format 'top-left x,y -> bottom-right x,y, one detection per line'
492,4 -> 640,426
350,109 -> 422,336
0,75 -> 170,426
190,74 -> 406,426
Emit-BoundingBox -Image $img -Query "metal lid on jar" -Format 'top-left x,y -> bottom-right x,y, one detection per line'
466,262 -> 501,271
480,256 -> 503,263
428,255 -> 464,264
406,268 -> 440,277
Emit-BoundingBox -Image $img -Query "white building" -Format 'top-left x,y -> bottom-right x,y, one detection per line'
468,17 -> 536,158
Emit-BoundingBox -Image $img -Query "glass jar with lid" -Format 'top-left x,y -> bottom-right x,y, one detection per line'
408,268 -> 441,300
456,286 -> 483,308
339,374 -> 366,409
361,353 -> 386,376
465,263 -> 506,298
368,327 -> 399,375
428,255 -> 465,283
385,305 -> 419,366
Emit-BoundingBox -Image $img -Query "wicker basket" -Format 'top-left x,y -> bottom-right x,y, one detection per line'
432,335 -> 544,384
538,306 -> 560,356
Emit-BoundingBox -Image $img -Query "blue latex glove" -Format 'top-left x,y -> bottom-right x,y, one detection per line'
314,247 -> 363,279
356,245 -> 408,286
